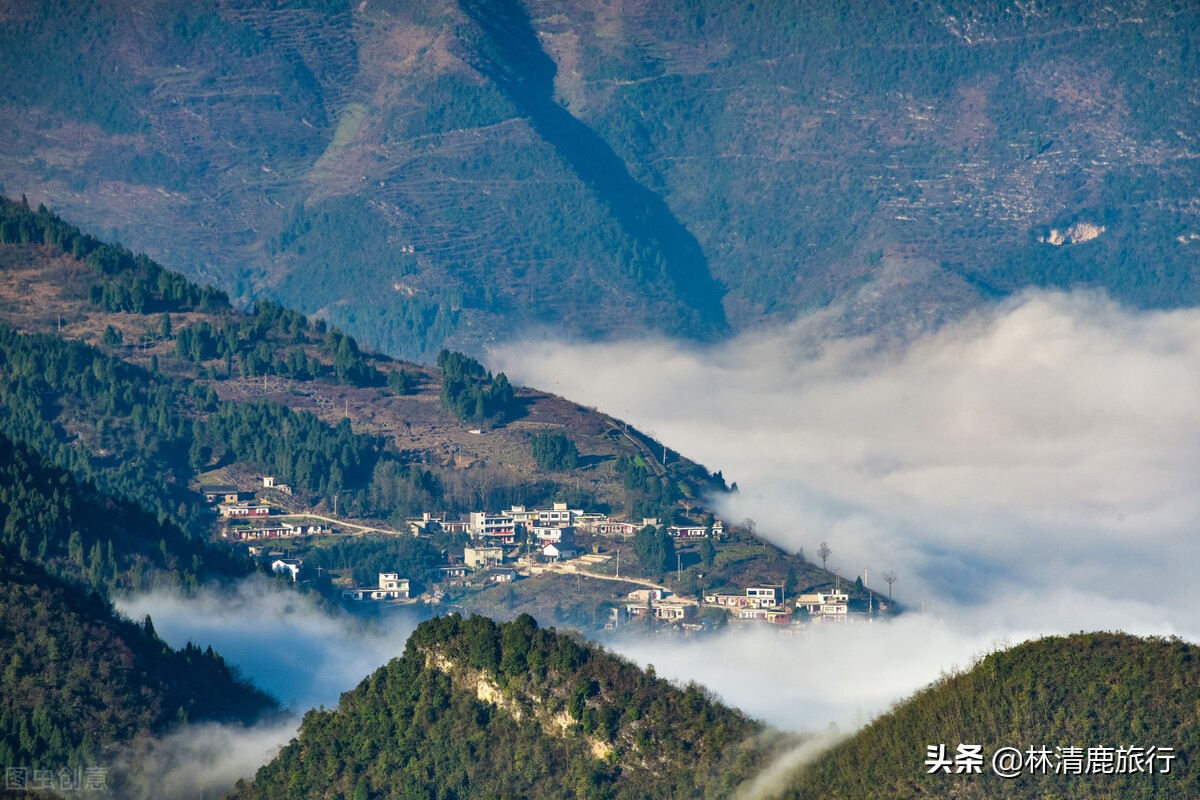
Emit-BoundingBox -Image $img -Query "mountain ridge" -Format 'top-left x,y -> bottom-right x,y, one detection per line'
3,0 -> 1197,357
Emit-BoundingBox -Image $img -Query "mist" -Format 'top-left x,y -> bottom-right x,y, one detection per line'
103,289 -> 1200,790
494,290 -> 1200,727
112,577 -> 425,795
117,576 -> 423,710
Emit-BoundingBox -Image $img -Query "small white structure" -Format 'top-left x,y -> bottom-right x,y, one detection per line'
486,567 -> 517,583
464,545 -> 504,570
531,525 -> 574,545
343,572 -> 411,601
542,543 -> 577,561
271,558 -> 303,582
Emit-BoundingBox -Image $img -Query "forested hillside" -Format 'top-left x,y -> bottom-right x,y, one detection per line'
233,613 -> 783,799
0,196 -> 730,532
0,548 -> 275,779
0,429 -> 277,787
0,431 -> 245,595
785,633 -> 1200,799
2,0 -> 1198,356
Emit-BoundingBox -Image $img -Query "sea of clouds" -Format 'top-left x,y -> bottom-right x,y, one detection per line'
494,289 -> 1200,728
118,289 -> 1200,793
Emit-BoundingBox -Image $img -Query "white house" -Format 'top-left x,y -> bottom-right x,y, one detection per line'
542,543 -> 577,561
271,558 -> 303,582
343,572 -> 411,601
469,512 -> 516,543
219,502 -> 271,518
531,525 -> 574,545
464,545 -> 505,570
796,589 -> 849,620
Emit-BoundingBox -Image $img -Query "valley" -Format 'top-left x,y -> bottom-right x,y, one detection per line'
2,1 -> 1199,796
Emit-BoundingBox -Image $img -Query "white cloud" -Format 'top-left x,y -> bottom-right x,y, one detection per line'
495,290 -> 1200,726
116,576 -> 424,711
112,577 -> 426,795
113,718 -> 301,800
101,291 -> 1200,789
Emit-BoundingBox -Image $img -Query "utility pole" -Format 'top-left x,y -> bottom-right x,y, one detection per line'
615,547 -> 620,579
677,552 -> 682,583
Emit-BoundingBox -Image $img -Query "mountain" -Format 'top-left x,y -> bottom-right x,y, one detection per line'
232,627 -> 1200,800
0,428 -> 277,787
3,0 -> 1197,358
785,632 -> 1200,799
0,197 -> 844,633
231,613 -> 784,799
0,195 -> 728,531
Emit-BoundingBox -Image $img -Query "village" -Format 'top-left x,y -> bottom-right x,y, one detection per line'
206,476 -> 892,633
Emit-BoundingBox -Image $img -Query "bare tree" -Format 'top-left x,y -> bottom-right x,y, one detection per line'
742,517 -> 757,540
882,570 -> 898,599
817,541 -> 832,570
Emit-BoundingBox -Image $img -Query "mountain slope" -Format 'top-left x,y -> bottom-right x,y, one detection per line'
0,428 -> 277,785
0,546 -> 276,776
0,198 -> 838,632
232,613 -> 781,799
0,195 -> 730,534
785,632 -> 1200,799
3,0 -> 1197,355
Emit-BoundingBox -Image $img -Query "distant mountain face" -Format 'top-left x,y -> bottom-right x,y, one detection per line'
2,0 -> 1198,359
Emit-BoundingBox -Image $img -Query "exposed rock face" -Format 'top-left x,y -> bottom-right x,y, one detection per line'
1042,222 -> 1106,246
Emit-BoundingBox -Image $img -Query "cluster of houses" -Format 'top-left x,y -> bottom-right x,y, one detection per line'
410,503 -> 726,561
223,490 -> 874,627
203,478 -> 326,541
223,520 -> 327,541
619,583 -> 866,628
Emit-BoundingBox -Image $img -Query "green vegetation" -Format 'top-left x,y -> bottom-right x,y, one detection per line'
530,429 -> 579,471
0,197 -> 229,313
0,548 -> 275,775
0,432 -> 276,777
234,614 -> 779,799
436,349 -> 517,426
305,536 -> 442,592
631,524 -> 676,578
786,633 -> 1200,799
0,432 -> 245,595
272,197 -> 462,362
0,321 -> 389,531
613,455 -> 682,521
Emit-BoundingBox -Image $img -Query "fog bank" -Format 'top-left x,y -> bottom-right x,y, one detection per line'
496,290 -> 1200,726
